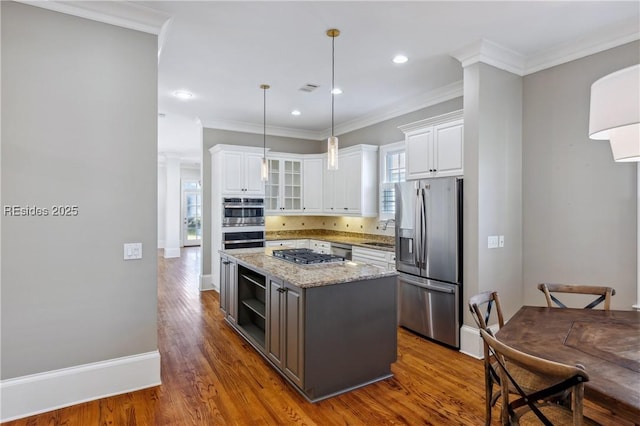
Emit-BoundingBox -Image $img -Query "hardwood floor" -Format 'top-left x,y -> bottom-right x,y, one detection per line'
3,247 -> 629,425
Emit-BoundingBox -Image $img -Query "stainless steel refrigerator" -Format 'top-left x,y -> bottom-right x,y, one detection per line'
395,177 -> 462,348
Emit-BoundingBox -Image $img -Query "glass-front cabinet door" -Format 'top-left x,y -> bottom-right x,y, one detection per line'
265,159 -> 280,211
265,157 -> 303,214
282,160 -> 301,211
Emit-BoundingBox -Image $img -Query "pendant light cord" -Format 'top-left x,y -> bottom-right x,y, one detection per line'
263,86 -> 266,158
331,34 -> 335,136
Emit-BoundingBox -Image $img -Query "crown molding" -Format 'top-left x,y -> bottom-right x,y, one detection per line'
201,80 -> 463,140
332,80 -> 464,138
524,18 -> 640,75
16,1 -> 171,35
200,118 -> 324,141
451,39 -> 526,76
453,20 -> 640,77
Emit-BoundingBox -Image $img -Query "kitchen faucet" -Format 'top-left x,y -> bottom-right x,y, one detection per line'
379,219 -> 395,230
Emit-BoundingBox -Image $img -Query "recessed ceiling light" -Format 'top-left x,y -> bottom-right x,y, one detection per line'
291,110 -> 301,116
173,90 -> 193,100
331,88 -> 343,95
393,55 -> 408,64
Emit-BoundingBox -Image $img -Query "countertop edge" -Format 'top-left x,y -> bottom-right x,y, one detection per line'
220,248 -> 398,288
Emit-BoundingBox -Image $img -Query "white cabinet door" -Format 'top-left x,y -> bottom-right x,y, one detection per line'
332,159 -> 349,214
322,160 -> 336,214
433,120 -> 463,177
295,239 -> 310,249
402,112 -> 464,180
244,152 -> 265,195
406,127 -> 434,180
221,151 -> 245,194
321,145 -> 377,216
220,150 -> 265,195
309,240 -> 331,254
342,153 -> 361,214
302,157 -> 323,213
352,247 -> 395,271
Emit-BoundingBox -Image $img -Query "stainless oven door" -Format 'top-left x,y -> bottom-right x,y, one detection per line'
222,227 -> 265,249
222,198 -> 265,227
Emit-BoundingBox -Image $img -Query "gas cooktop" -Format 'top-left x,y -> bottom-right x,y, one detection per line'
272,248 -> 345,265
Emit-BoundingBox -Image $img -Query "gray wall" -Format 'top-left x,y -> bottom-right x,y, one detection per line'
522,41 -> 639,310
338,97 -> 463,148
1,2 -> 158,378
463,63 -> 524,325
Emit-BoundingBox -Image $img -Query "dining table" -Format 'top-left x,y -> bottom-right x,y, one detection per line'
495,306 -> 640,424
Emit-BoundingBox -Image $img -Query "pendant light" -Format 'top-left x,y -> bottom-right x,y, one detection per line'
260,84 -> 270,181
327,28 -> 340,170
589,64 -> 640,162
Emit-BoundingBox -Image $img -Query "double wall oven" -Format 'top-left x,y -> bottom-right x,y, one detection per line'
222,197 -> 265,249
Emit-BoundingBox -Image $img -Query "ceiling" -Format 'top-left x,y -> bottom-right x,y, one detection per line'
24,1 -> 640,161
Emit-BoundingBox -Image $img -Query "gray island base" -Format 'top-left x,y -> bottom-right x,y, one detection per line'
219,247 -> 398,402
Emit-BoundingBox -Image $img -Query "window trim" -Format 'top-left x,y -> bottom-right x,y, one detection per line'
379,140 -> 405,220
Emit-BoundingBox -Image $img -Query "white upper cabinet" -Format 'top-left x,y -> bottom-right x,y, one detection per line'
400,110 -> 464,180
302,156 -> 323,214
323,145 -> 378,217
265,156 -> 303,214
211,146 -> 266,196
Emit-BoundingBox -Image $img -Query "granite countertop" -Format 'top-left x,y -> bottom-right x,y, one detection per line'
220,247 -> 397,289
266,230 -> 395,252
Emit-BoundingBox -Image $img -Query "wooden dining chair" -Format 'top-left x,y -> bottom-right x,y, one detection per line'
479,328 -> 599,426
469,292 -> 552,425
537,283 -> 616,310
469,291 -> 503,425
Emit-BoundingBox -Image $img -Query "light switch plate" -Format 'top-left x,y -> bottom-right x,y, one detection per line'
124,243 -> 142,260
488,236 -> 499,249
499,235 -> 505,248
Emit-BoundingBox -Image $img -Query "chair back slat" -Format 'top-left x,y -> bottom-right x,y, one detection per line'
537,283 -> 616,310
469,291 -> 504,330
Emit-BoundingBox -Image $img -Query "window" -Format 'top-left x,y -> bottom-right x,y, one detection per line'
379,141 -> 406,220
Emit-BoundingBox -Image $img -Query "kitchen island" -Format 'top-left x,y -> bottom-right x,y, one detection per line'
218,247 -> 398,402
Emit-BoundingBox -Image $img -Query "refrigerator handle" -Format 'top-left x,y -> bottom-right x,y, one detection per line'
414,188 -> 421,267
418,186 -> 427,270
421,185 -> 429,271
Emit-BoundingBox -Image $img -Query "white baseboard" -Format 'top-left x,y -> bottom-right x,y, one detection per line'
163,247 -> 180,258
0,350 -> 161,422
200,274 -> 215,291
459,325 -> 484,359
459,324 -> 500,360
157,239 -> 165,249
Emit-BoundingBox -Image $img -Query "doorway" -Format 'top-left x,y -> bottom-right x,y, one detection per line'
182,179 -> 202,247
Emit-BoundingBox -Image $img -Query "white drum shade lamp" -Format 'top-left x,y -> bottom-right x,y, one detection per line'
589,64 -> 640,162
590,64 -> 640,311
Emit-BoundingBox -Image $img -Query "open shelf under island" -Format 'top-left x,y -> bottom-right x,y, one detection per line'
218,247 -> 399,402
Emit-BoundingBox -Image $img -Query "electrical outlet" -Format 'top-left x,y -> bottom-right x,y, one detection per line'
124,243 -> 142,260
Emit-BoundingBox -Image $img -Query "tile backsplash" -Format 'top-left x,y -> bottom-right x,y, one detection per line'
265,215 -> 395,237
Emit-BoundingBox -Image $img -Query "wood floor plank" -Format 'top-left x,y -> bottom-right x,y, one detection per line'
2,247 -> 629,425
